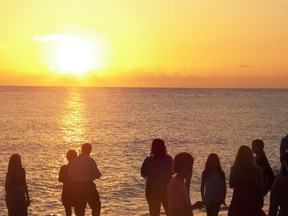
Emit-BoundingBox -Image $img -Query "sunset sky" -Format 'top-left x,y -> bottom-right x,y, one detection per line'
1,0 -> 288,88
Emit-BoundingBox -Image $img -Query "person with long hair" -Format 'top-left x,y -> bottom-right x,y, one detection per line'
5,154 -> 30,216
59,150 -> 77,216
141,139 -> 173,216
201,153 -> 226,216
228,145 -> 264,216
269,151 -> 288,216
167,152 -> 203,216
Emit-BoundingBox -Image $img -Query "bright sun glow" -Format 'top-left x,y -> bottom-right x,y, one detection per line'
34,34 -> 110,75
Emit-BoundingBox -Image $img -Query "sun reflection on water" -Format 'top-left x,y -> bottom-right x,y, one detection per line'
60,89 -> 86,143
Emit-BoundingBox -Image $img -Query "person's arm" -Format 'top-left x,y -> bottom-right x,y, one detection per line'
91,159 -> 101,179
257,167 -> 265,191
58,166 -> 65,183
191,201 -> 204,210
221,171 -> 227,204
23,169 -> 30,207
141,158 -> 148,178
229,169 -> 234,188
200,172 -> 205,203
269,180 -> 279,216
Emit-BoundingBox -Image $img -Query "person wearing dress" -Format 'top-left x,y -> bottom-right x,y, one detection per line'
167,152 -> 203,216
269,151 -> 288,216
59,150 -> 77,216
5,154 -> 30,216
228,145 -> 264,216
201,153 -> 226,216
141,138 -> 173,216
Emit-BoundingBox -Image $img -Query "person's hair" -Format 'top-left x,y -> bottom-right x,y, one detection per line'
66,150 -> 77,162
81,143 -> 92,154
7,154 -> 23,174
252,139 -> 264,150
283,150 -> 288,163
203,153 -> 223,176
231,145 -> 257,178
150,139 -> 167,158
173,152 -> 194,174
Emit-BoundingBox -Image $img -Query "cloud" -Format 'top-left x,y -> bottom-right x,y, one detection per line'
239,65 -> 253,68
33,34 -> 81,44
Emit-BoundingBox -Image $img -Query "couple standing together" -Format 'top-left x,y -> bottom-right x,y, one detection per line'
59,143 -> 101,216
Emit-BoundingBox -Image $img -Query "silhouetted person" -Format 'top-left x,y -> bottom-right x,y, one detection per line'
201,153 -> 226,216
5,154 -> 30,216
141,139 -> 173,216
269,151 -> 288,216
59,150 -> 77,216
251,139 -> 275,210
280,134 -> 288,176
68,143 -> 102,216
167,152 -> 203,216
228,145 -> 264,216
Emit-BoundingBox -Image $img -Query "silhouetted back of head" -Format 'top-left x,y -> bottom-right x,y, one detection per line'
205,153 -> 222,174
8,154 -> 22,174
82,143 -> 92,154
252,139 -> 264,150
66,150 -> 77,162
151,139 -> 167,158
173,152 -> 194,174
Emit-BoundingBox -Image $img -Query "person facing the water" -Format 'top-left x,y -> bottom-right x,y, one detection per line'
167,152 -> 203,216
228,145 -> 264,216
280,134 -> 288,177
5,154 -> 30,216
141,138 -> 173,216
269,151 -> 288,216
251,139 -> 275,195
201,153 -> 226,216
68,143 -> 102,216
59,150 -> 77,216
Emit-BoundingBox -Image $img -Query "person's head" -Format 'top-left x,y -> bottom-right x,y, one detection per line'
66,150 -> 77,162
232,145 -> 256,177
150,139 -> 167,158
81,143 -> 92,155
251,139 -> 264,154
205,153 -> 222,173
173,152 -> 194,178
8,154 -> 22,173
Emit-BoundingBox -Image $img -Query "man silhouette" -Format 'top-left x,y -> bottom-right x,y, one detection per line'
69,143 -> 102,216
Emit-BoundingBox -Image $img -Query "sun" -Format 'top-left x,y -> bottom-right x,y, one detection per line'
35,34 -> 110,75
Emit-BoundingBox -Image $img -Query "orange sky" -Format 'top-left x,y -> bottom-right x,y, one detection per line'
0,0 -> 288,88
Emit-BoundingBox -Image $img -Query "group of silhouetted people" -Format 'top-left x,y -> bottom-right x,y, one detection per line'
140,137 -> 288,216
4,136 -> 288,216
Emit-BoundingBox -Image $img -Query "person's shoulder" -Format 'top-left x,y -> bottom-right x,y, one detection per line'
272,176 -> 288,191
166,155 -> 173,160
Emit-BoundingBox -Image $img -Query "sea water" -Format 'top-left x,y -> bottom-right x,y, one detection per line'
0,87 -> 288,215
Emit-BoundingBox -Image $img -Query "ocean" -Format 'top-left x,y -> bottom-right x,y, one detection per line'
0,86 -> 288,215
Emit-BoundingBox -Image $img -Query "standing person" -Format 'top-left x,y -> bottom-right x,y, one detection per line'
167,152 -> 203,216
141,138 -> 173,216
280,134 -> 288,177
228,145 -> 264,216
201,153 -> 226,216
5,154 -> 30,216
68,143 -> 102,216
251,140 -> 275,194
269,151 -> 288,216
59,150 -> 77,216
